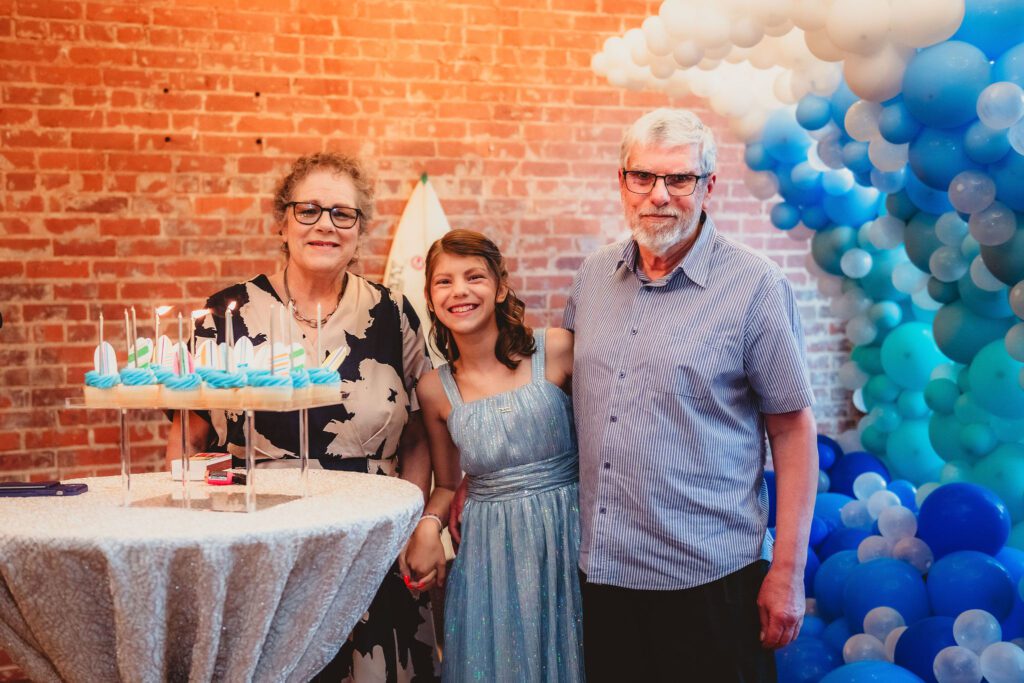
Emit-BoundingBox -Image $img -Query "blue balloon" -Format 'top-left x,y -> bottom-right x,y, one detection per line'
745,142 -> 775,171
928,550 -> 1015,620
822,169 -> 855,196
964,121 -> 1011,165
829,451 -> 891,497
951,0 -> 1024,59
879,99 -> 923,145
821,618 -> 853,657
830,81 -> 859,129
917,482 -> 1012,558
797,94 -> 833,131
958,273 -> 1015,318
980,221 -> 1024,285
802,204 -> 832,230
818,434 -> 842,471
894,616 -> 956,683
777,636 -> 841,683
908,126 -> 980,191
870,168 -> 907,194
770,202 -> 802,230
843,558 -> 930,632
903,42 -> 992,129
995,546 -> 1024,639
815,492 -> 856,533
989,148 -> 1024,210
887,480 -> 918,513
994,41 -> 1024,86
765,470 -> 777,528
904,172 -> 953,214
762,108 -> 812,164
823,185 -> 881,227
778,163 -> 825,206
933,301 -> 1015,364
811,226 -> 859,275
821,661 -> 927,683
841,141 -> 873,175
791,162 -> 822,191
805,548 -> 821,594
860,249 -> 910,303
814,550 -> 860,621
819,527 -> 872,561
886,189 -> 920,221
810,516 -> 830,547
803,615 -> 827,639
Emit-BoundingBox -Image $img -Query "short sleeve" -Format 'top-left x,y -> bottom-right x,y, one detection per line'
743,273 -> 815,414
399,294 -> 431,412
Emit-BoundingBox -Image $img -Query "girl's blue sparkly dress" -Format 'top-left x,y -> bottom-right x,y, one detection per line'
438,330 -> 584,683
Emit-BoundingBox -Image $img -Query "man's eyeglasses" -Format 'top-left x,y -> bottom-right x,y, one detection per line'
622,170 -> 708,197
286,202 -> 362,229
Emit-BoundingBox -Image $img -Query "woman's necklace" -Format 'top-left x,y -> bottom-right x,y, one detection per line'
283,264 -> 344,326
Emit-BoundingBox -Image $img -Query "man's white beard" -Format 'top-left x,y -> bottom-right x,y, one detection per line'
629,209 -> 700,256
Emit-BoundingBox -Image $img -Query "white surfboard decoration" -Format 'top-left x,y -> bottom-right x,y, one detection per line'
384,173 -> 451,365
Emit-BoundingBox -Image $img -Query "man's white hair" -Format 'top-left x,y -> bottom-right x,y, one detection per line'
620,108 -> 717,174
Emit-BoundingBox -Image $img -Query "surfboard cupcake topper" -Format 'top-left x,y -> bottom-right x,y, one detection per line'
322,343 -> 351,373
234,336 -> 254,369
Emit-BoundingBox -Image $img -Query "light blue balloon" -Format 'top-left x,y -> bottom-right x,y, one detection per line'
972,443 -> 1024,522
902,41 -> 992,129
886,419 -> 945,483
881,322 -> 948,389
905,172 -> 953,215
822,169 -> 855,196
869,302 -> 903,330
958,273 -> 1014,319
933,301 -> 1015,363
824,185 -> 881,228
908,125 -> 981,191
797,93 -> 833,131
802,204 -> 832,230
870,168 -> 907,194
989,150 -> 1024,211
964,121 -> 1012,165
969,340 -> 1024,418
980,217 -> 1024,285
993,41 -> 1024,86
791,162 -> 822,192
951,0 -> 1024,59
830,80 -> 859,129
841,141 -> 873,175
897,390 -> 930,419
762,108 -> 812,164
879,99 -> 922,145
745,142 -> 775,171
771,202 -> 802,231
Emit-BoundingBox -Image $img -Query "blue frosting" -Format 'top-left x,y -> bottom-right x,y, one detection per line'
308,368 -> 340,386
248,373 -> 290,388
119,367 -> 156,386
164,373 -> 202,391
205,370 -> 247,389
152,366 -> 176,384
290,369 -> 311,389
85,370 -> 120,388
195,366 -> 219,381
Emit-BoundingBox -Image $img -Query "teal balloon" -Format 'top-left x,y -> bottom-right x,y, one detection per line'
868,302 -> 904,330
928,277 -> 960,304
969,340 -> 1024,419
851,346 -> 884,375
880,322 -> 947,390
860,250 -> 909,303
860,424 -> 889,455
886,190 -> 919,221
959,422 -> 999,459
872,403 -> 903,433
863,374 -> 901,411
811,226 -> 859,276
972,444 -> 1024,522
933,301 -> 1015,363
1011,520 -> 1024,551
925,378 -> 960,414
931,413 -> 972,462
958,366 -> 972,392
991,415 -> 1024,442
887,419 -> 945,484
958,274 -> 1014,319
955,392 -> 993,425
980,219 -> 1024,286
897,390 -> 930,419
989,152 -> 1024,211
903,212 -> 942,272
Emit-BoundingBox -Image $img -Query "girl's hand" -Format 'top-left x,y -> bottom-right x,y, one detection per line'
403,521 -> 447,593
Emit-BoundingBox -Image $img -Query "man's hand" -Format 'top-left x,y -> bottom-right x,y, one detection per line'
448,477 -> 469,546
757,565 -> 805,649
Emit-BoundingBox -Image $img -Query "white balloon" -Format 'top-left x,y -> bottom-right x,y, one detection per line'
878,505 -> 918,540
804,27 -> 845,62
864,606 -> 906,643
977,81 -> 1024,131
949,171 -> 997,215
659,0 -> 691,38
936,212 -> 969,247
858,534 -> 894,562
912,287 -> 943,312
954,610 -> 1003,654
757,0 -> 793,31
672,40 -> 704,68
891,0 -> 965,48
731,17 -> 764,48
841,499 -> 872,528
886,626 -> 908,662
642,16 -> 673,56
841,248 -> 874,279
892,262 -> 929,294
868,138 -> 910,173
791,0 -> 831,30
971,256 -> 1006,292
867,489 -> 902,519
892,536 -> 934,573
843,44 -> 915,103
697,56 -> 722,71
968,201 -> 1018,246
817,132 -> 847,169
762,18 -> 794,37
933,645 -> 983,683
845,100 -> 884,141
773,71 -> 798,104
839,361 -> 870,390
649,55 -> 677,80
930,246 -> 969,283
847,314 -> 879,345
786,224 -> 815,242
704,42 -> 733,60
665,72 -> 692,99
744,170 -> 780,200
591,52 -> 611,76
844,634 -> 888,663
1012,281 -> 1024,320
826,0 -> 892,56
1007,323 -> 1024,362
807,61 -> 844,96
1009,118 -> 1024,156
693,7 -> 730,49
625,28 -> 651,66
980,642 -> 1024,683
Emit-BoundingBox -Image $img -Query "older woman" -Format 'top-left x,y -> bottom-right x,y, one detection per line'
167,152 -> 439,681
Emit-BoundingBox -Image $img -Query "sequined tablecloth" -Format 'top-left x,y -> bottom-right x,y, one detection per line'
0,470 -> 423,683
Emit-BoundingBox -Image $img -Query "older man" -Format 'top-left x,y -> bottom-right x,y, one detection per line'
564,108 -> 817,682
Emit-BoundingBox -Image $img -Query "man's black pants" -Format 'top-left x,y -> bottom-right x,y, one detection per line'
580,561 -> 776,683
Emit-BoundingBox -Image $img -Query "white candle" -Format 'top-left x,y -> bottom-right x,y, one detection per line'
226,301 -> 236,372
123,309 -> 133,369
287,302 -> 295,372
98,311 -> 105,374
130,306 -> 139,367
317,302 -> 322,366
190,309 -> 207,371
177,311 -> 184,375
269,303 -> 276,375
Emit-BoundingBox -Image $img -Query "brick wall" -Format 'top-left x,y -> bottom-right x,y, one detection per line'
0,0 -> 853,677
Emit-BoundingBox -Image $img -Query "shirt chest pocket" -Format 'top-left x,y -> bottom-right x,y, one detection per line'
651,334 -> 722,399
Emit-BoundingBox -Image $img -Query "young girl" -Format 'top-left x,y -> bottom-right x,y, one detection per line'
401,230 -> 584,682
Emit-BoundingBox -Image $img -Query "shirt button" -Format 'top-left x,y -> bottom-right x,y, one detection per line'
609,415 -> 617,423
618,371 -> 625,378
630,328 -> 637,335
600,507 -> 607,514
603,462 -> 610,469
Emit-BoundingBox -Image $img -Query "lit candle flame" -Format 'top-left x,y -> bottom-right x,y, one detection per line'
227,301 -> 236,312
155,305 -> 173,316
191,308 -> 208,320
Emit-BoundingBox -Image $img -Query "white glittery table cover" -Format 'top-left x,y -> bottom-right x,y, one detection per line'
0,470 -> 423,683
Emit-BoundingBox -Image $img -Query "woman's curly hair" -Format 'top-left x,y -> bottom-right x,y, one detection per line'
424,229 -> 534,372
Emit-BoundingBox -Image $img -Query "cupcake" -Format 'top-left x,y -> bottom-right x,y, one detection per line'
117,366 -> 160,408
308,367 -> 342,404
201,368 -> 247,409
84,370 -> 121,408
162,372 -> 202,408
290,368 -> 312,405
245,371 -> 292,409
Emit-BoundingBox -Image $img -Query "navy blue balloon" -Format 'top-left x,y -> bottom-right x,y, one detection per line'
815,492 -> 855,533
928,550 -> 1015,620
917,482 -> 1012,558
821,661 -> 927,683
995,546 -> 1024,640
818,527 -> 871,561
818,434 -> 842,471
894,616 -> 956,683
810,516 -> 829,547
762,108 -> 812,164
988,147 -> 1024,210
843,558 -> 930,632
904,172 -> 953,214
908,126 -> 980,191
805,548 -> 821,594
902,41 -> 992,129
828,451 -> 891,497
814,550 -> 860,621
776,636 -> 841,683
879,99 -> 922,144
994,41 -> 1024,85
964,121 -> 1011,165
797,94 -> 832,131
886,480 -> 918,513
765,470 -> 777,528
745,142 -> 775,171
952,0 -> 1024,59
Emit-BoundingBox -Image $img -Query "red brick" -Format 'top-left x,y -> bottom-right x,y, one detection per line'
17,0 -> 82,19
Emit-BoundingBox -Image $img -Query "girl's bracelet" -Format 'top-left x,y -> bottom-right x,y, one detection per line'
418,513 -> 444,533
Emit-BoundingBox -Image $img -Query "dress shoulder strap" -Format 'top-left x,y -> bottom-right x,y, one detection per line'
531,328 -> 546,382
437,363 -> 464,407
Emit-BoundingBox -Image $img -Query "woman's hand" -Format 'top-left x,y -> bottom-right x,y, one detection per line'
401,520 -> 447,594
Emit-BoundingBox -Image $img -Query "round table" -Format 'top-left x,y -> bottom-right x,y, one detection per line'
0,470 -> 423,683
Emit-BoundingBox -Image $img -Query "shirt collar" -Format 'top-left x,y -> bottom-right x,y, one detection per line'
614,212 -> 717,288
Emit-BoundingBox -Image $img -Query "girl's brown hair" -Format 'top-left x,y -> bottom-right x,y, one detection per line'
424,229 -> 534,371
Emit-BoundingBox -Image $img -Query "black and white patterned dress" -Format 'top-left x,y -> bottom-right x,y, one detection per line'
193,272 -> 440,682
